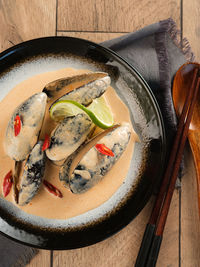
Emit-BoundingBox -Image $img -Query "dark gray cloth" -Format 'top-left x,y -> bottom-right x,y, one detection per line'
102,18 -> 194,149
0,234 -> 37,267
103,18 -> 194,188
0,18 -> 194,267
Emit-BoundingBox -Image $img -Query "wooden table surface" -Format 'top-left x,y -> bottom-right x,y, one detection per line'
0,1 -> 200,266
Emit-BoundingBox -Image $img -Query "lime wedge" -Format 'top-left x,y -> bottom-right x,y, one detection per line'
50,97 -> 114,129
50,101 -> 84,122
87,97 -> 114,127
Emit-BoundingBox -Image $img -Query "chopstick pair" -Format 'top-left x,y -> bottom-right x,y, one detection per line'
135,68 -> 200,267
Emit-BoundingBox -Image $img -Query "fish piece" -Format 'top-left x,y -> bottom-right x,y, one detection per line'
4,92 -> 47,161
46,113 -> 94,161
59,125 -> 120,188
60,123 -> 131,194
51,75 -> 111,107
18,141 -> 46,206
43,72 -> 108,99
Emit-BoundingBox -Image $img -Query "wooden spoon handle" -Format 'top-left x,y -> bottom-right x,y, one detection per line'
189,131 -> 200,215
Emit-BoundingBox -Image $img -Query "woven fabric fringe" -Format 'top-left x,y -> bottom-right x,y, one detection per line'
155,27 -> 177,136
155,18 -> 194,181
159,18 -> 195,62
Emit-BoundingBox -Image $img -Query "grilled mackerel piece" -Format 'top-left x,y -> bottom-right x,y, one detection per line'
51,75 -> 111,107
46,113 -> 94,161
18,141 -> 46,206
60,123 -> 131,194
4,92 -> 47,161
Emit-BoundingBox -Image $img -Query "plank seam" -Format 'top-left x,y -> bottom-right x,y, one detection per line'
50,250 -> 53,267
55,0 -> 58,36
57,30 -> 130,34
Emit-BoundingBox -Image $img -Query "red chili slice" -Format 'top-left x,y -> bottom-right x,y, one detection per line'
43,180 -> 63,198
14,115 -> 21,136
42,134 -> 50,151
95,143 -> 114,157
3,170 -> 13,197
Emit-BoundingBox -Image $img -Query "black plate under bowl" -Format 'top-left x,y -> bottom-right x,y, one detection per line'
0,37 -> 166,249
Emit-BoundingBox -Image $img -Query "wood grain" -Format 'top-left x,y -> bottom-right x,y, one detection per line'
157,191 -> 179,266
53,199 -> 154,267
0,1 -> 56,266
180,146 -> 200,267
183,0 -> 200,61
0,0 -> 56,52
57,0 -> 180,32
26,250 -> 50,267
57,31 -> 125,43
181,2 -> 200,266
56,1 -> 181,266
3,0 -> 200,266
53,193 -> 179,267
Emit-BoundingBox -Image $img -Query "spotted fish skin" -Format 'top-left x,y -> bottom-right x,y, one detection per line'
46,113 -> 94,161
4,92 -> 47,161
53,76 -> 111,107
59,144 -> 84,188
43,72 -> 107,98
60,123 -> 131,194
18,141 -> 46,206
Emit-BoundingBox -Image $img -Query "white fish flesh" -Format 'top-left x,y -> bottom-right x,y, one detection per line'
43,72 -> 108,99
4,92 -> 47,161
18,141 -> 46,206
46,113 -> 94,161
60,123 -> 131,193
52,75 -> 111,106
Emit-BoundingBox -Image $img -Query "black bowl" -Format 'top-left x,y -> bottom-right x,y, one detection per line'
0,37 -> 166,249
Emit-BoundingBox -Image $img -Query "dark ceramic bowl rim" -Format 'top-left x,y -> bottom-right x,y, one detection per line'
0,36 -> 166,249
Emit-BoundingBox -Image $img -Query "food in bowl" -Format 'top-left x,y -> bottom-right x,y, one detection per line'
0,68 -> 139,219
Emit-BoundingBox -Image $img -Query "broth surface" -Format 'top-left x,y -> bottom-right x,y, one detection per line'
0,68 -> 137,219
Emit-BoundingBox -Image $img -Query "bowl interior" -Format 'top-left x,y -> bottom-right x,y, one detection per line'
0,37 -> 166,249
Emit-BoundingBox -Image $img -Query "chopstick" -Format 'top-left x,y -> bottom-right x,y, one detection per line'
135,68 -> 200,267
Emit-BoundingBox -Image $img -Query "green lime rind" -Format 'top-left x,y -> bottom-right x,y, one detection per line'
50,100 -> 84,121
50,100 -> 114,129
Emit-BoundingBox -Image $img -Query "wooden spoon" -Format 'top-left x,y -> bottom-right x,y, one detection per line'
172,62 -> 200,213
